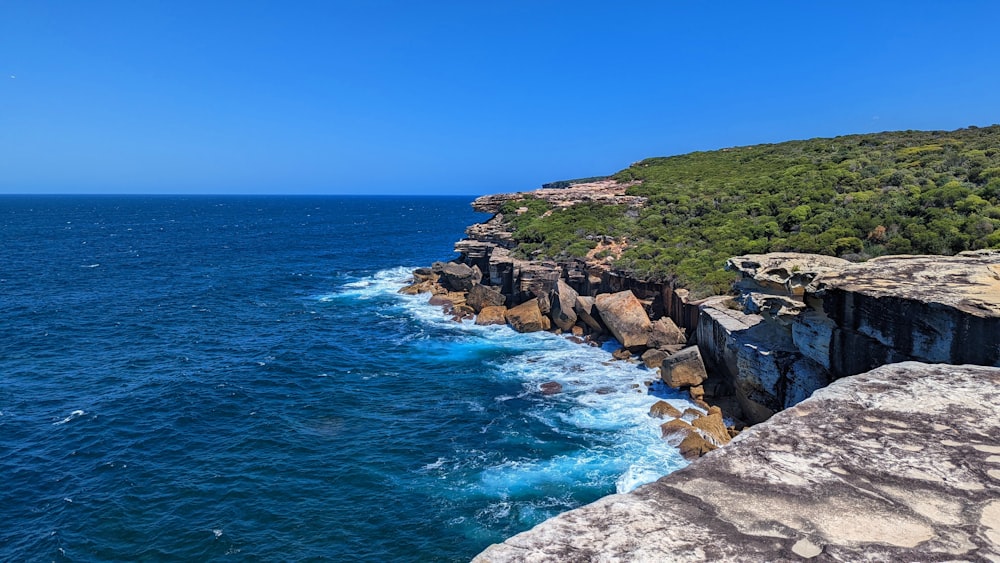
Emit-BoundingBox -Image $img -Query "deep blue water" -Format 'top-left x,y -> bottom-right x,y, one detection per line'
0,196 -> 691,561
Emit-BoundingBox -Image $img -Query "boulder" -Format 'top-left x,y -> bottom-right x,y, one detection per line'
660,418 -> 693,439
475,306 -> 507,326
411,267 -> 438,283
595,291 -> 651,349
432,261 -> 482,292
398,280 -> 438,295
649,400 -> 682,419
648,317 -> 687,348
688,385 -> 705,401
691,412 -> 730,446
612,347 -> 632,361
574,296 -> 604,332
678,431 -> 717,460
507,299 -> 547,333
550,280 -> 579,331
641,348 -> 668,369
467,284 -> 506,313
660,346 -> 708,388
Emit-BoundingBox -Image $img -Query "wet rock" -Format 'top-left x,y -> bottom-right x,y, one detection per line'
539,381 -> 563,395
506,299 -> 548,333
660,418 -> 693,440
612,347 -> 632,361
678,431 -> 717,460
411,267 -> 438,283
688,385 -> 705,401
641,348 -> 668,369
660,346 -> 708,388
475,306 -> 507,326
691,412 -> 730,446
649,400 -> 683,419
595,290 -> 651,349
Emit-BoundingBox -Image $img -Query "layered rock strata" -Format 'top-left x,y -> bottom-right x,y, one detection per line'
474,362 -> 1000,562
702,251 -> 1000,423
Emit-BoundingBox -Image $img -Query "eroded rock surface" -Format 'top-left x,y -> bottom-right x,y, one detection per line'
474,362 -> 1000,562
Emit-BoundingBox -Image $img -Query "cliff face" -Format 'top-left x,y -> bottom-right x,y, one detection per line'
701,251 -> 1000,423
474,362 -> 1000,562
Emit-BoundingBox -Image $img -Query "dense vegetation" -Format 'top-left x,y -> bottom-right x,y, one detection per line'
500,125 -> 1000,297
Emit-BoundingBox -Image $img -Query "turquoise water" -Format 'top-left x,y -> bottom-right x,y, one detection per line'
0,196 -> 691,561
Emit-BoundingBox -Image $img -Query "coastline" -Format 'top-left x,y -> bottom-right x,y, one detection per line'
405,187 -> 1000,560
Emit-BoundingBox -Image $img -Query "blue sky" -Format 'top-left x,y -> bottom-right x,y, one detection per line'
2,1 -> 999,195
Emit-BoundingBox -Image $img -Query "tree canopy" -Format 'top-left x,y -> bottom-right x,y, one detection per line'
498,125 -> 1000,297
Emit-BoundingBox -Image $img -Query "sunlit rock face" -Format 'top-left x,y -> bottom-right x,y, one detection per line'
474,362 -> 1000,562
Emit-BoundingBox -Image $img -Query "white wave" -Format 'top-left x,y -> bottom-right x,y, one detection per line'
333,266 -> 696,492
81,263 -> 100,268
53,409 -> 85,426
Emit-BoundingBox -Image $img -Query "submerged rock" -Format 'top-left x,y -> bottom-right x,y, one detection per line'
473,362 -> 1000,562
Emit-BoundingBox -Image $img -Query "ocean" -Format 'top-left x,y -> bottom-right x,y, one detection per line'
0,195 -> 693,561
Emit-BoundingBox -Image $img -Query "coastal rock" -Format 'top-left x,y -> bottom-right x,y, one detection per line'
648,317 -> 687,348
475,306 -> 507,326
432,261 -> 482,292
660,346 -> 708,388
539,382 -> 563,395
611,347 -> 632,361
691,412 -> 730,446
506,299 -> 548,333
473,362 -> 1000,562
678,431 -> 717,460
794,253 -> 1000,377
549,280 -> 579,331
727,252 -> 850,296
573,296 -> 604,333
411,267 -> 438,283
467,284 -> 506,313
641,348 -> 668,369
649,400 -> 682,419
660,418 -> 693,439
595,290 -> 651,349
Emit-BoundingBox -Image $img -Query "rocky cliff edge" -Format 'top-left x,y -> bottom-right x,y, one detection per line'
474,362 -> 1000,562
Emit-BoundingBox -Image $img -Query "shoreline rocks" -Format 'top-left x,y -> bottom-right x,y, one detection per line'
474,362 -> 1000,562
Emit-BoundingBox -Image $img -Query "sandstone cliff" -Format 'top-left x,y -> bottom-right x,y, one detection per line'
474,362 -> 1000,562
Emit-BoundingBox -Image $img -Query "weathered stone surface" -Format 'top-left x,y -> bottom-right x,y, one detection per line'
691,412 -> 730,446
611,347 -> 632,361
795,252 -> 1000,377
432,261 -> 482,292
648,400 -> 682,419
727,252 -> 850,296
573,295 -> 604,332
506,299 -> 547,333
660,346 -> 708,388
549,280 -> 579,331
475,306 -> 507,326
466,284 -> 506,313
595,290 -> 651,349
678,431 -> 717,460
648,317 -> 687,348
640,348 -> 668,369
474,362 -> 1000,562
660,418 -> 693,439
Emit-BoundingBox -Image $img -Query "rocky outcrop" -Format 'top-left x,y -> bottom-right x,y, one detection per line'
795,251 -> 1000,376
698,251 -> 1000,424
471,179 -> 645,214
432,261 -> 482,292
474,362 -> 1000,562
594,290 -> 651,349
466,284 -> 506,313
549,280 -> 579,331
506,299 -> 549,333
660,346 -> 708,388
